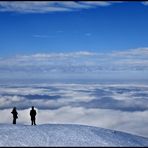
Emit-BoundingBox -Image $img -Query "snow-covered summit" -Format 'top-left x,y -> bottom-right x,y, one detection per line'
0,123 -> 148,146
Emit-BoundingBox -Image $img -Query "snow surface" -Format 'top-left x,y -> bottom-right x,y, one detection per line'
0,123 -> 148,146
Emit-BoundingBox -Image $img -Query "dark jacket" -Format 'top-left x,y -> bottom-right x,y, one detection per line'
30,109 -> 36,120
11,109 -> 18,119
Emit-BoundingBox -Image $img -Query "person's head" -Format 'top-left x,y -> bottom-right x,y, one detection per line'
32,106 -> 34,110
14,107 -> 16,110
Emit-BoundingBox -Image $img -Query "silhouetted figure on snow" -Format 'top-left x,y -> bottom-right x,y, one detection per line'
11,107 -> 18,124
30,106 -> 37,125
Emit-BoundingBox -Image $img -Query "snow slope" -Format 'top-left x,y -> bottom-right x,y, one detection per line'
0,124 -> 148,146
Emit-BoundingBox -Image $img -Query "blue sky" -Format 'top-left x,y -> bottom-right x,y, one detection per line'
0,1 -> 148,56
0,1 -> 148,81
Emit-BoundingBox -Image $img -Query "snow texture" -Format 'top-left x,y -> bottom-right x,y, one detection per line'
0,123 -> 148,146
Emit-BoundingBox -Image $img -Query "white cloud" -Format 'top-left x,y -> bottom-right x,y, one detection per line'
0,2 -> 146,14
0,83 -> 148,137
142,2 -> 148,6
0,84 -> 98,109
16,51 -> 97,61
32,34 -> 49,38
80,1 -> 111,6
0,47 -> 148,79
111,47 -> 148,57
56,1 -> 92,9
0,2 -> 70,13
0,83 -> 148,111
1,107 -> 148,137
0,1 -> 117,13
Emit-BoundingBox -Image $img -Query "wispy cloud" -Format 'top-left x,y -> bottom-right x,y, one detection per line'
0,1 -> 118,13
141,2 -> 148,6
0,47 -> 148,80
80,1 -> 112,6
32,34 -> 49,38
0,2 -> 147,14
0,47 -> 148,68
111,47 -> 148,57
0,2 -> 70,13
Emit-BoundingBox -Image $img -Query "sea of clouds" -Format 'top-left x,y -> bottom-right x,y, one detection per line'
0,83 -> 148,138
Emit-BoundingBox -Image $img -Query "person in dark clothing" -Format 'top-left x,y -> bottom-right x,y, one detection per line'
11,107 -> 18,124
30,106 -> 37,125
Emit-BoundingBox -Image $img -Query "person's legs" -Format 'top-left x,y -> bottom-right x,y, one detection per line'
31,120 -> 33,125
13,118 -> 16,124
31,117 -> 36,125
34,119 -> 36,125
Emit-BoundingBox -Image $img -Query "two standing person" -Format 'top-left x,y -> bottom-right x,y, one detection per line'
11,106 -> 37,125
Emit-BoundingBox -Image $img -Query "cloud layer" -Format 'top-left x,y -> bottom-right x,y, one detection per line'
0,47 -> 148,80
0,83 -> 148,137
1,83 -> 148,111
